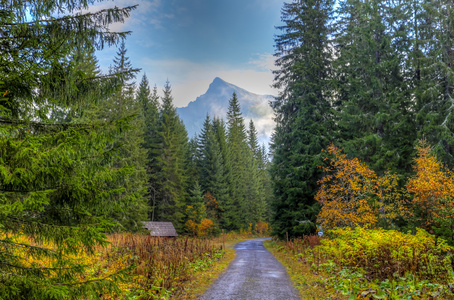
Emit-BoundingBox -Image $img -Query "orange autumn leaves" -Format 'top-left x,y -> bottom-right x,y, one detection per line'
316,144 -> 383,229
406,143 -> 454,230
316,142 -> 453,231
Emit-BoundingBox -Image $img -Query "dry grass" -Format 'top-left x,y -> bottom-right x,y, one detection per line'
98,231 -> 270,299
2,229 -> 270,299
103,234 -> 224,299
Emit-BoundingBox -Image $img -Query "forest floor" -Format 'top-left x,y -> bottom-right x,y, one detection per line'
199,238 -> 300,300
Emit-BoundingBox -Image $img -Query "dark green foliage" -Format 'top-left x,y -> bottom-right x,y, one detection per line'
137,80 -> 162,222
413,0 -> 454,167
190,96 -> 273,231
270,0 -> 334,238
226,93 -> 250,229
0,1 -> 135,118
333,0 -> 416,175
270,0 -> 454,240
0,119 -> 134,299
247,121 -> 269,223
152,81 -> 190,231
93,42 -> 148,232
187,181 -> 206,223
0,0 -> 139,297
211,117 -> 235,229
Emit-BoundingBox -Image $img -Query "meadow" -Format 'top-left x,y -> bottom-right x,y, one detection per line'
1,229 -> 271,300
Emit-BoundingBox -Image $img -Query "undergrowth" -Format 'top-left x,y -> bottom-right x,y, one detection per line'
4,231 -> 267,299
267,227 -> 454,299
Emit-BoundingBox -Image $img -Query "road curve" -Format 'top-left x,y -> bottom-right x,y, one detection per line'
199,238 -> 300,300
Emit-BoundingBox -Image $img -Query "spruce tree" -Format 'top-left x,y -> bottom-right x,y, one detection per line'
136,76 -> 162,221
105,43 -> 149,232
187,181 -> 206,224
154,81 -> 190,231
258,144 -> 273,221
270,0 -> 334,238
0,0 -> 138,298
333,0 -> 415,175
226,93 -> 251,229
414,0 -> 454,167
212,117 -> 234,229
247,120 -> 267,223
197,114 -> 213,192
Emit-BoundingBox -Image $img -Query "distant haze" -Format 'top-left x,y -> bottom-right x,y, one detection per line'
176,77 -> 275,148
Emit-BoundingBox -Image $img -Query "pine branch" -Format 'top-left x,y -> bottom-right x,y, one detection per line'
1,5 -> 137,27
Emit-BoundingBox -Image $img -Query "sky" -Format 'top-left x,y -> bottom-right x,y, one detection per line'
93,0 -> 285,107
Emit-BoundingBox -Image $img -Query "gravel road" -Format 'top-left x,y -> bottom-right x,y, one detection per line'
200,238 -> 300,300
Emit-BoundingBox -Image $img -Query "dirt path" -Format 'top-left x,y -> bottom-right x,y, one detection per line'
199,238 -> 300,300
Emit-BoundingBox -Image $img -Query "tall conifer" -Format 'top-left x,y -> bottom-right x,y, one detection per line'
0,0 -> 138,297
270,0 -> 334,238
333,0 -> 415,175
212,117 -> 234,229
154,81 -> 190,230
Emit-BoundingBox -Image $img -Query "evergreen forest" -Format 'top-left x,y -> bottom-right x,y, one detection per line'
3,0 -> 454,298
270,0 -> 454,239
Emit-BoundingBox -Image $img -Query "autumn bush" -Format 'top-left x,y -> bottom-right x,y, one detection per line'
271,230 -> 454,299
283,142 -> 454,298
316,142 -> 454,243
315,144 -> 396,230
317,227 -> 453,281
403,142 -> 454,234
255,220 -> 271,235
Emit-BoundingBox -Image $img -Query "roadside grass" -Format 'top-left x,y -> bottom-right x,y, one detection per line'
173,247 -> 236,299
264,239 -> 347,300
265,228 -> 454,300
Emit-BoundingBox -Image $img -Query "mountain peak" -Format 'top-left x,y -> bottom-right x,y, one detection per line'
209,77 -> 229,89
213,77 -> 225,84
176,78 -> 275,147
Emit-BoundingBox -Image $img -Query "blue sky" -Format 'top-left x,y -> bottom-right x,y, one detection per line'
94,0 -> 284,107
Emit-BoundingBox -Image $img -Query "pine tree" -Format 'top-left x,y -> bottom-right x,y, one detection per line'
247,120 -> 267,223
414,0 -> 454,167
270,0 -> 334,238
226,93 -> 251,229
187,136 -> 200,198
136,75 -> 162,221
105,43 -> 148,232
212,117 -> 234,229
258,144 -> 273,221
50,44 -> 102,122
186,181 -> 206,224
197,114 -> 213,191
154,81 -> 190,231
333,0 -> 415,175
80,42 -> 148,232
0,0 -> 138,298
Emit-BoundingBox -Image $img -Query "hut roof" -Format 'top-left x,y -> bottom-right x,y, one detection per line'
142,221 -> 178,237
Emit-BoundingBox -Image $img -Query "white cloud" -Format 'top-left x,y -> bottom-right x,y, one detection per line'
141,55 -> 278,107
249,53 -> 276,71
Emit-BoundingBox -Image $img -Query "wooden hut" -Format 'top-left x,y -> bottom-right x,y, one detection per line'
142,221 -> 178,237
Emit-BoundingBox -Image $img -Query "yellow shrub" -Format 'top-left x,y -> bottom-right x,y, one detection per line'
318,227 -> 453,281
255,221 -> 270,235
